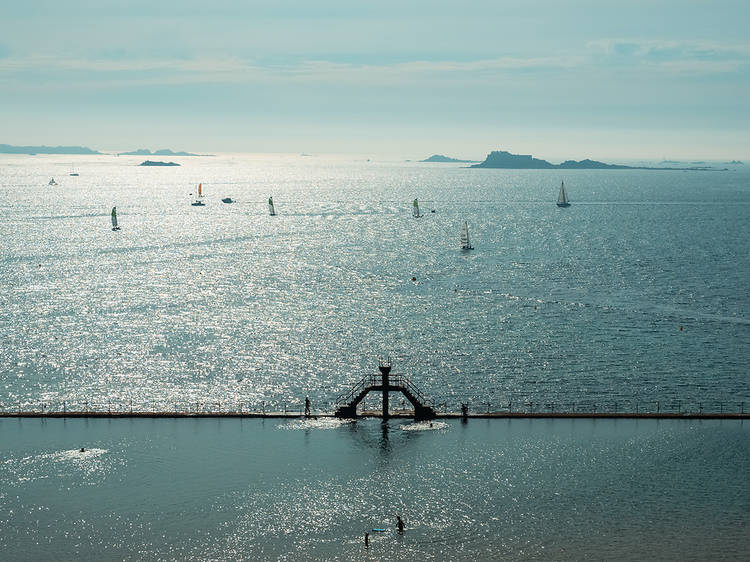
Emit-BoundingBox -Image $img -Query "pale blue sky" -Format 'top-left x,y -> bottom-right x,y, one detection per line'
1,1 -> 748,160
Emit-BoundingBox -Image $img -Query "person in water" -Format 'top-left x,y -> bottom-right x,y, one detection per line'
397,516 -> 405,533
304,396 -> 311,417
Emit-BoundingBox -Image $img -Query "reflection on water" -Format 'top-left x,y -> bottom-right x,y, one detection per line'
1,417 -> 748,560
280,417 -> 356,431
400,420 -> 449,431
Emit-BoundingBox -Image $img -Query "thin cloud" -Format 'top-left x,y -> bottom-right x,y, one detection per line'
0,53 -> 586,89
587,38 -> 750,61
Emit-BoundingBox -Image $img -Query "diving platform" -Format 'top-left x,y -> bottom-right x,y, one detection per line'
334,359 -> 436,421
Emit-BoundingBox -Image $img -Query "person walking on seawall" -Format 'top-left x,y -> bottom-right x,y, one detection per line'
397,515 -> 405,533
305,396 -> 311,417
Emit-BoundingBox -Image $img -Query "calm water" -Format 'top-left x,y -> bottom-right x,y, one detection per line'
1,417 -> 748,560
1,154 -> 748,412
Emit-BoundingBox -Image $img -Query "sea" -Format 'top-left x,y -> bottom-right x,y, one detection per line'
1,153 -> 749,559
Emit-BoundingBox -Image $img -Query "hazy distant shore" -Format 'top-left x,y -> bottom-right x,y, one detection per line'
472,149 -> 728,170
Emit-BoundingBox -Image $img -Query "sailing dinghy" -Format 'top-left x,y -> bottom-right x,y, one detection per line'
413,198 -> 423,218
48,178 -> 57,186
191,183 -> 205,206
268,196 -> 276,216
556,181 -> 571,207
111,207 -> 121,231
460,221 -> 473,250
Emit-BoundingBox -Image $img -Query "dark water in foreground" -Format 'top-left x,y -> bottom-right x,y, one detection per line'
1,417 -> 748,560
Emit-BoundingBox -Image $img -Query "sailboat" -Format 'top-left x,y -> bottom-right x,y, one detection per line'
460,221 -> 473,250
48,178 -> 57,186
111,207 -> 121,231
69,164 -> 79,177
412,198 -> 423,218
268,196 -> 276,216
556,181 -> 571,207
191,183 -> 205,206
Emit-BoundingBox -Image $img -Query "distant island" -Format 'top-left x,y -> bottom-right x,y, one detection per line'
472,150 -> 722,170
0,144 -> 102,155
120,148 -> 201,156
139,160 -> 180,166
661,159 -> 743,167
421,154 -> 479,163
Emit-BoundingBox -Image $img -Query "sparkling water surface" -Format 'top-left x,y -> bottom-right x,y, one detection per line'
1,154 -> 749,560
1,417 -> 748,560
1,154 -> 748,411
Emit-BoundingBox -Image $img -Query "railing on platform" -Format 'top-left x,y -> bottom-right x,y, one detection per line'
0,399 -> 746,417
443,399 -> 746,416
334,373 -> 432,407
335,374 -> 378,405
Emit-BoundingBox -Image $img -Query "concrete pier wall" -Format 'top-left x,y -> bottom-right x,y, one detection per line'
1,411 -> 747,420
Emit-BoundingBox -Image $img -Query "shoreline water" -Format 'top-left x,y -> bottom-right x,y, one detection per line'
2,416 -> 748,560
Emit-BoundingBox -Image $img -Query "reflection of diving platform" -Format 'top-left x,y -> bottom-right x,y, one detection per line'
334,359 -> 436,421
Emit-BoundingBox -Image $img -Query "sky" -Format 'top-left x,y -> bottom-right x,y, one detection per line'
1,0 -> 749,160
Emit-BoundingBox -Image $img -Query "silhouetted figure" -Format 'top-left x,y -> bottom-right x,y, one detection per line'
80,447 -> 85,452
304,396 -> 311,417
364,532 -> 369,547
461,403 -> 468,421
397,516 -> 405,533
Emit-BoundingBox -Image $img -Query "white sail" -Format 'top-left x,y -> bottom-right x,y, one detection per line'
413,198 -> 422,218
268,196 -> 276,216
460,221 -> 473,250
557,181 -> 570,206
191,183 -> 205,206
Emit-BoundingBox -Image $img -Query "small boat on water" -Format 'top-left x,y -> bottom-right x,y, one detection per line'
460,221 -> 473,250
556,181 -> 571,207
413,198 -> 423,218
48,178 -> 57,186
191,183 -> 205,206
69,164 -> 79,177
111,207 -> 121,231
221,197 -> 234,204
268,196 -> 276,216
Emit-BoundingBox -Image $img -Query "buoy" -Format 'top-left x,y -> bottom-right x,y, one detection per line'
680,325 -> 683,331
534,305 -> 537,310
412,276 -> 416,281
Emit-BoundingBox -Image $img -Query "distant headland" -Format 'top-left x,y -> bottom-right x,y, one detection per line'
421,154 -> 479,163
0,143 -> 210,156
120,148 -> 205,157
139,160 -> 180,166
0,144 -> 102,155
472,150 -> 723,170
